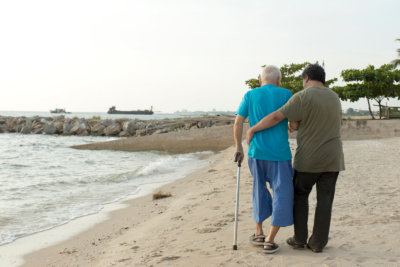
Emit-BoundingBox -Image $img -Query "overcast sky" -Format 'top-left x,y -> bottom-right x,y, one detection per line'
0,0 -> 399,113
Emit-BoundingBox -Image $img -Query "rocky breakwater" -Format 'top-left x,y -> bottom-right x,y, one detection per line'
0,115 -> 235,137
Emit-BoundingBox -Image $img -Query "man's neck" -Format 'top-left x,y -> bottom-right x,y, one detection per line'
261,82 -> 279,87
305,80 -> 325,89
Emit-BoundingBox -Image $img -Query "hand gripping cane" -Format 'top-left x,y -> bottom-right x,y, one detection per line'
233,152 -> 242,250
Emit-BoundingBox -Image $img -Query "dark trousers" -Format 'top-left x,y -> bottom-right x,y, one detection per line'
293,171 -> 339,250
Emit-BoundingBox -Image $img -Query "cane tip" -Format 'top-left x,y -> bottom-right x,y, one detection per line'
233,245 -> 237,250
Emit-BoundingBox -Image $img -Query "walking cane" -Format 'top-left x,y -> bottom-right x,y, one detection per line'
233,152 -> 242,250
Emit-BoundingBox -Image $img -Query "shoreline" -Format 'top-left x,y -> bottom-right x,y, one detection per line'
18,146 -> 227,267
0,181 -> 181,267
19,137 -> 400,266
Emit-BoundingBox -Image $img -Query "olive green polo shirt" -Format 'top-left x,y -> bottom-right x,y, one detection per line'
279,86 -> 345,173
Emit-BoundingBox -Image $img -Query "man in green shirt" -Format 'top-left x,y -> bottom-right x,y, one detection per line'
246,64 -> 345,253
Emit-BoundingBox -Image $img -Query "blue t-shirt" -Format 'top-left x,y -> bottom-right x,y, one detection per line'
236,84 -> 292,161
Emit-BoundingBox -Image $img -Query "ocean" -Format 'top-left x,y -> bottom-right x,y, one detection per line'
0,111 -> 215,252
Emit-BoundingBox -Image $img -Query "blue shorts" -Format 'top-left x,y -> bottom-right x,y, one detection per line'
248,157 -> 294,226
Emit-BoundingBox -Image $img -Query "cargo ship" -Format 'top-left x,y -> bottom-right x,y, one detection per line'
107,106 -> 154,115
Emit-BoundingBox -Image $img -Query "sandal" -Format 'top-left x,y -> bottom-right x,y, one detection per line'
286,237 -> 305,249
307,244 -> 322,253
262,242 -> 280,254
249,234 -> 265,246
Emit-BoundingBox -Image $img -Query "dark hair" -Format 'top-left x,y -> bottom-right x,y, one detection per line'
301,64 -> 326,84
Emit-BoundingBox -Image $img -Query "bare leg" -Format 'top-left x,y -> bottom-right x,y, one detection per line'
255,222 -> 264,241
264,225 -> 280,248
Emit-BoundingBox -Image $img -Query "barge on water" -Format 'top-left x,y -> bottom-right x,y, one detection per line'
50,108 -> 70,114
107,106 -> 154,115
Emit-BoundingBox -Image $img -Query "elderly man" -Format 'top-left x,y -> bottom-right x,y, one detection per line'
234,65 -> 296,254
246,64 -> 345,253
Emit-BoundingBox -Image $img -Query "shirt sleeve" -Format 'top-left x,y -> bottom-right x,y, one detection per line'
287,90 -> 293,102
279,91 -> 302,122
236,92 -> 249,118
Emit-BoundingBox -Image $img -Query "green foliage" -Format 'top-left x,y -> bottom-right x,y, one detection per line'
245,62 -> 337,94
392,38 -> 400,68
333,64 -> 400,119
335,64 -> 400,100
244,78 -> 260,89
280,62 -> 310,93
91,116 -> 101,120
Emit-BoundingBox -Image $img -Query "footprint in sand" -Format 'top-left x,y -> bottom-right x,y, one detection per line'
197,227 -> 221,233
160,256 -> 181,262
171,215 -> 184,221
339,242 -> 354,251
117,258 -> 132,263
213,219 -> 228,227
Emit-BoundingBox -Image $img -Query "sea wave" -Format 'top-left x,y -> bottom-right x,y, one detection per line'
0,133 -> 212,246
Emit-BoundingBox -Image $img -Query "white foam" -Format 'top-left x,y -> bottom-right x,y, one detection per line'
0,182 -> 163,267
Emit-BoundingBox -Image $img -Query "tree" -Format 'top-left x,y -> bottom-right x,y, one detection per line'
245,62 -> 337,94
333,64 -> 400,119
280,62 -> 310,93
392,38 -> 400,68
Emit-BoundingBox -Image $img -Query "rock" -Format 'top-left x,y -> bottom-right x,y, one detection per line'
135,121 -> 147,130
215,120 -> 231,126
79,120 -> 89,130
169,123 -> 185,132
155,129 -> 169,134
44,123 -> 57,134
119,131 -> 131,137
5,117 -> 17,132
13,122 -> 23,133
197,121 -> 209,128
102,120 -> 115,128
77,129 -> 89,136
146,122 -> 154,129
53,122 -> 64,134
33,128 -> 43,134
185,122 -> 199,130
63,123 -> 73,135
0,115 -> 235,137
90,123 -> 105,136
17,117 -> 26,125
136,129 -> 147,136
122,121 -> 137,135
105,124 -> 121,136
54,115 -> 65,122
70,120 -> 89,135
20,121 -> 33,134
70,125 -> 79,134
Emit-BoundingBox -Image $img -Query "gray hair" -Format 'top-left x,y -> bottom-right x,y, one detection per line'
260,65 -> 281,83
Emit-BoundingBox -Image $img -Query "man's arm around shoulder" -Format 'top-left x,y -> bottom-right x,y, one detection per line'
245,111 -> 286,145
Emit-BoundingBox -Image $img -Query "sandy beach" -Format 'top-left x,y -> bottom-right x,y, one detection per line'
16,123 -> 400,266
